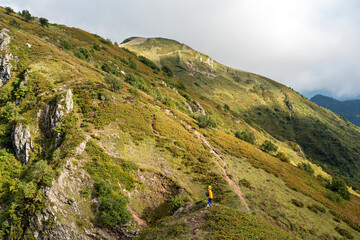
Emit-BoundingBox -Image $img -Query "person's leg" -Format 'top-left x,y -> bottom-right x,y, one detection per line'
209,198 -> 213,206
207,198 -> 211,207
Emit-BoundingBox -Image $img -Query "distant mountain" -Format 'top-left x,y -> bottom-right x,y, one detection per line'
311,94 -> 360,126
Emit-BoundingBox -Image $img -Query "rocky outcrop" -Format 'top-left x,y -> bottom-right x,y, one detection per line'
12,123 -> 33,165
190,99 -> 206,115
0,29 -> 17,87
39,89 -> 74,145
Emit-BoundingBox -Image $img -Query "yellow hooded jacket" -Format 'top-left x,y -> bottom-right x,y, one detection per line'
208,186 -> 213,199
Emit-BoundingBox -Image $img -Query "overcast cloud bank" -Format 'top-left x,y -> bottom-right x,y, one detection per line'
3,0 -> 360,99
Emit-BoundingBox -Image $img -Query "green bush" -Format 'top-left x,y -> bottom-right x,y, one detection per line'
9,18 -> 20,28
192,114 -> 217,128
125,73 -> 149,93
239,179 -> 251,188
75,47 -> 91,60
162,66 -> 173,77
80,187 -> 92,197
260,140 -> 278,153
60,40 -> 72,50
335,226 -> 354,239
177,81 -> 186,91
224,104 -> 230,111
326,190 -> 344,204
101,63 -> 111,73
39,17 -> 49,27
235,131 -> 256,144
291,199 -> 304,207
93,42 -> 101,51
94,180 -> 131,226
169,196 -> 183,211
20,10 -> 34,22
104,74 -> 122,91
297,162 -> 314,175
326,177 -> 350,200
5,7 -> 14,14
2,102 -> 19,121
276,152 -> 290,162
128,58 -> 137,70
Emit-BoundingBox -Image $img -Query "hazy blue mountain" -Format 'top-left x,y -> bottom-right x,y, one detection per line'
311,94 -> 360,126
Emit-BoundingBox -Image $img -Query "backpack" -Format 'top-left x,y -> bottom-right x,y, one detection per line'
206,190 -> 209,197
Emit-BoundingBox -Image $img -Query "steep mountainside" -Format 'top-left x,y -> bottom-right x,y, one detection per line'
311,94 -> 360,127
0,7 -> 359,240
123,37 -> 360,188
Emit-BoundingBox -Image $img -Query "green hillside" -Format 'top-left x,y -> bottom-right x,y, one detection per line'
0,7 -> 359,239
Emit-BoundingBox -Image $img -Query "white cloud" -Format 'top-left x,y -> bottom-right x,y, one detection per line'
3,0 -> 360,98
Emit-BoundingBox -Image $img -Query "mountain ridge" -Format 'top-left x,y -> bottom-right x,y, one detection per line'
311,94 -> 360,126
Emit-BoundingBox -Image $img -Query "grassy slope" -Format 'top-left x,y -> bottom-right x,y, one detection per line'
125,37 -> 360,189
0,8 -> 359,239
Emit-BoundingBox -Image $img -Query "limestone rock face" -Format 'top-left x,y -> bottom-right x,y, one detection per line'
40,89 -> 74,146
0,29 -> 16,87
190,99 -> 206,115
12,123 -> 33,164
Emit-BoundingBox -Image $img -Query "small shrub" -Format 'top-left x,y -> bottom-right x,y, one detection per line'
297,162 -> 314,175
128,58 -> 137,70
235,131 -> 256,144
101,63 -> 111,73
224,104 -> 230,111
9,18 -> 20,28
333,216 -> 341,222
162,65 -> 173,77
177,81 -> 186,91
325,190 -> 344,204
98,196 -> 131,226
80,187 -> 92,197
75,47 -> 91,60
5,7 -> 14,14
326,177 -> 350,200
104,74 -> 122,91
276,152 -> 290,162
291,199 -> 304,207
60,40 -> 72,50
335,226 -> 354,239
239,179 -> 251,188
2,102 -> 19,121
169,196 -> 183,211
39,17 -> 49,27
20,10 -> 34,22
93,42 -> 101,51
260,140 -> 278,153
192,114 -> 217,128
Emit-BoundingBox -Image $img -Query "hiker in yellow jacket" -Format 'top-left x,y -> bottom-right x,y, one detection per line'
207,185 -> 213,208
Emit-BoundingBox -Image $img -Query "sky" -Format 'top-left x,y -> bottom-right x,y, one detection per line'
3,0 -> 360,99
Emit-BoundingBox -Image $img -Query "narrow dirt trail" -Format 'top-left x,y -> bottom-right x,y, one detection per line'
194,131 -> 252,214
129,207 -> 148,226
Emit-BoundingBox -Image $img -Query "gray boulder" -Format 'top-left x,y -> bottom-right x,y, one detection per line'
0,28 -> 17,87
12,123 -> 33,164
40,89 -> 74,145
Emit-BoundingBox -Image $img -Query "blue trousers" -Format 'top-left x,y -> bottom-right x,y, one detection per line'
208,198 -> 213,205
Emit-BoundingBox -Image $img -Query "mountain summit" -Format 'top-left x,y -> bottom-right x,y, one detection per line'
0,7 -> 359,239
